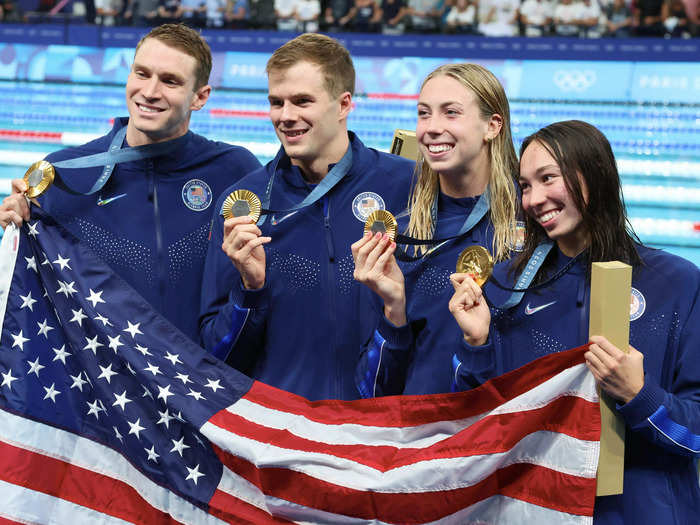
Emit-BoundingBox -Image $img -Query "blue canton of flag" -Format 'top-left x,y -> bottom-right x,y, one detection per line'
0,207 -> 252,523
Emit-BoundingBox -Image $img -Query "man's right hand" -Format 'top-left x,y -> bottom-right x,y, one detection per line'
0,179 -> 31,230
221,215 -> 271,290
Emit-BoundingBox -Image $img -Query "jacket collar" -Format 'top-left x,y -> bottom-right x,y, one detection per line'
276,131 -> 364,190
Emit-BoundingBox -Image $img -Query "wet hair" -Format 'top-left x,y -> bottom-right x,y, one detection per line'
135,24 -> 212,90
514,120 -> 641,279
406,63 -> 518,261
266,33 -> 355,98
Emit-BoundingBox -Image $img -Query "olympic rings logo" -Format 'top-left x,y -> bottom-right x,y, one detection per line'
553,70 -> 597,92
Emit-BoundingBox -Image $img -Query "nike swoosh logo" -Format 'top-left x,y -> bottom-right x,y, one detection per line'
271,211 -> 299,225
97,193 -> 127,206
524,301 -> 557,315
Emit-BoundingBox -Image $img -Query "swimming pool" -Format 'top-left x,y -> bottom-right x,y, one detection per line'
2,80 -> 698,264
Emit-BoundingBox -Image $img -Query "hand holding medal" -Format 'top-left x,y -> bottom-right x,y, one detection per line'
449,245 -> 493,346
0,161 -> 55,230
352,210 -> 406,326
220,189 -> 270,290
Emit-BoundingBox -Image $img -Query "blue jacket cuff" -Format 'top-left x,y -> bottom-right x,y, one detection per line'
617,374 -> 665,427
456,336 -> 494,372
376,314 -> 413,349
230,280 -> 270,309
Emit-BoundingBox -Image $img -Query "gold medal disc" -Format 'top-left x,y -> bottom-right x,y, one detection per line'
364,210 -> 397,241
23,160 -> 55,199
456,245 -> 494,287
221,190 -> 262,222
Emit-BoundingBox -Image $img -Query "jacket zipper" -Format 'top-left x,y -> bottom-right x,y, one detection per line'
322,196 -> 339,396
147,160 -> 166,313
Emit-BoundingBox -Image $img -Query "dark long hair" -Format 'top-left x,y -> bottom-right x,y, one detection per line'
513,120 -> 641,280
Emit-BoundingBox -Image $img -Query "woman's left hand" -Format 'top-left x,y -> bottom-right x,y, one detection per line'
585,335 -> 645,404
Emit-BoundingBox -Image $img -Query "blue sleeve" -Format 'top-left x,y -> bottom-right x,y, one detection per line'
355,314 -> 414,397
617,282 -> 700,458
452,334 -> 497,391
198,201 -> 268,374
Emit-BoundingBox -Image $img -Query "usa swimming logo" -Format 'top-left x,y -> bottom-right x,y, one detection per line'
629,287 -> 646,321
182,179 -> 213,212
352,192 -> 385,222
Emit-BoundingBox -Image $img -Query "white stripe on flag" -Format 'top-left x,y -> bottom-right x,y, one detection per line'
425,494 -> 594,525
208,423 -> 597,493
0,407 -> 226,525
216,466 -> 397,525
0,222 -> 20,335
223,363 -> 598,449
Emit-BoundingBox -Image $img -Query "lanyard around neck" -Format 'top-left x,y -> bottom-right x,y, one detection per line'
257,144 -> 353,225
395,190 -> 490,261
50,126 -> 182,196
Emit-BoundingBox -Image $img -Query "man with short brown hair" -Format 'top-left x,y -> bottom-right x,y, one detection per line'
200,33 -> 414,401
0,24 -> 261,342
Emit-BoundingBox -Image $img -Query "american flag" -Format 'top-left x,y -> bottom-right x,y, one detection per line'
0,208 -> 601,524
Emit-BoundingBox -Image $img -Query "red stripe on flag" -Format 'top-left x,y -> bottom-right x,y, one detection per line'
0,517 -> 26,524
244,346 -> 592,427
212,448 -> 595,522
209,394 -> 599,471
209,489 -> 296,524
0,440 -> 184,524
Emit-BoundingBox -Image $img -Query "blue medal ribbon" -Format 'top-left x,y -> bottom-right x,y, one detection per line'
257,144 -> 353,225
493,240 -> 553,309
395,189 -> 490,261
49,126 -> 182,196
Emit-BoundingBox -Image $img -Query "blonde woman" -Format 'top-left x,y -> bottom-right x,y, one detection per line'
352,63 -> 519,396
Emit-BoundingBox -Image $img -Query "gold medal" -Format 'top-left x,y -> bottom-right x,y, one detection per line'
364,210 -> 397,241
221,190 -> 262,222
23,160 -> 55,199
456,245 -> 494,287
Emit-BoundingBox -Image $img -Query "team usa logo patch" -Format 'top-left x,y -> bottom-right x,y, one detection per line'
352,192 -> 386,223
182,179 -> 213,212
629,287 -> 646,321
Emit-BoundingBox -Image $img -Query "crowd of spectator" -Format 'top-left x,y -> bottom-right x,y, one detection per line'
5,0 -> 699,38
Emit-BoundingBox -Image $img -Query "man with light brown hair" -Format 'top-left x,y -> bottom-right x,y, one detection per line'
0,24 -> 261,342
200,33 -> 414,401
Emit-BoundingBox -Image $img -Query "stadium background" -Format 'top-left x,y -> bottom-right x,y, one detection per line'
0,24 -> 698,265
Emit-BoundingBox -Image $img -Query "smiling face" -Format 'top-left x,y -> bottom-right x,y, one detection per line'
519,140 -> 589,257
125,38 -> 210,146
267,61 -> 352,181
416,74 -> 499,195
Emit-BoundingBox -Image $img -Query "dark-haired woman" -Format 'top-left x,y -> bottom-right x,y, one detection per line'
450,120 -> 700,524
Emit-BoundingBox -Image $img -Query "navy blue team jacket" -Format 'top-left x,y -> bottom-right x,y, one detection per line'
199,132 -> 415,401
355,191 -> 515,396
40,117 -> 261,342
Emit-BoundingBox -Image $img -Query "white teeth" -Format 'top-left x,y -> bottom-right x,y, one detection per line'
538,210 -> 560,223
138,104 -> 160,113
285,130 -> 306,137
428,144 -> 453,153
